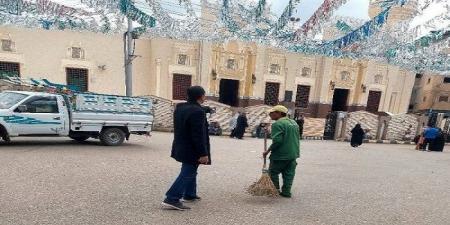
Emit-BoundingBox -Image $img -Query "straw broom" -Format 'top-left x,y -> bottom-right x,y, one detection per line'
247,129 -> 279,197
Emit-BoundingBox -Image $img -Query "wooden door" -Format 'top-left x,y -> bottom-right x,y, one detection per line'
264,82 -> 280,106
367,91 -> 382,113
172,74 -> 192,100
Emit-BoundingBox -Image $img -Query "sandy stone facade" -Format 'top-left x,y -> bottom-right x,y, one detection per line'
410,73 -> 450,113
0,1 -> 430,118
0,25 -> 417,118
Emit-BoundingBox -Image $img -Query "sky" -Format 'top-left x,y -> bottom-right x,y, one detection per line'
270,0 -> 371,22
52,0 -> 371,22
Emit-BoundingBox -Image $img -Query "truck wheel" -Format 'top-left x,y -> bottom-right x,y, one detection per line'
100,128 -> 125,146
2,136 -> 10,143
70,136 -> 89,142
0,126 -> 9,143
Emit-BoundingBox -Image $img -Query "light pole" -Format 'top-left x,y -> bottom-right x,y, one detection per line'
124,16 -> 133,97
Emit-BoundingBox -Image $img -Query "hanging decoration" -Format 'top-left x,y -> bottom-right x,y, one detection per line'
325,7 -> 391,49
219,0 -> 241,34
236,0 -> 269,23
0,0 -> 448,74
409,0 -> 449,38
139,0 -> 202,40
294,0 -> 349,40
272,0 -> 301,35
414,30 -> 450,47
80,0 -> 119,8
376,0 -> 408,8
255,0 -> 267,20
336,20 -> 352,32
388,29 -> 450,72
0,0 -> 123,33
0,0 -> 80,17
182,0 -> 197,18
119,0 -> 156,28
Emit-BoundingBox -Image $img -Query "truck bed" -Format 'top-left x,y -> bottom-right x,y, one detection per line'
71,112 -> 153,133
70,93 -> 153,133
73,93 -> 152,115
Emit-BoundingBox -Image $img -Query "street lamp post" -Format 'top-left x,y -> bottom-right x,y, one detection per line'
124,17 -> 133,97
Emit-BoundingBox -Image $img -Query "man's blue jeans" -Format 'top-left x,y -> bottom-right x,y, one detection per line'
165,163 -> 199,203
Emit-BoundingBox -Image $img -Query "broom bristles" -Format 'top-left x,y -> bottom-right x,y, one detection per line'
247,172 -> 279,197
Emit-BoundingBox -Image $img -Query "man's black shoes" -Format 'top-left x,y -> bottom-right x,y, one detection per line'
161,200 -> 191,211
182,196 -> 202,203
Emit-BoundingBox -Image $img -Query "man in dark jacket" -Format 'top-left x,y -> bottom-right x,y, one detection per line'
162,86 -> 210,211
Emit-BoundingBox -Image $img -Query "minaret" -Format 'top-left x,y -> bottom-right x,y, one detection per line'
369,0 -> 418,27
200,0 -> 219,34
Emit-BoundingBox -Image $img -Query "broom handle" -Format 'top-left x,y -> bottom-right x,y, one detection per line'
263,128 -> 267,169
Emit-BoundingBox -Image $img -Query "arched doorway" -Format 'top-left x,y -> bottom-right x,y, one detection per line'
264,82 -> 280,106
367,90 -> 382,113
332,89 -> 349,111
219,79 -> 239,106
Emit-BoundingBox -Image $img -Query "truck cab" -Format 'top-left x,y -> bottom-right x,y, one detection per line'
0,91 -> 70,139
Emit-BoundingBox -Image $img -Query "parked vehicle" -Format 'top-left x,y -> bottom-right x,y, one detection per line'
0,91 -> 153,146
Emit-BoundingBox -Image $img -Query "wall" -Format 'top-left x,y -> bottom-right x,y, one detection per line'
412,73 -> 450,112
0,26 -> 153,96
0,26 -> 418,118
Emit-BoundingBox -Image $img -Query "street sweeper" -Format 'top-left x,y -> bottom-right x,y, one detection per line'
263,105 -> 300,198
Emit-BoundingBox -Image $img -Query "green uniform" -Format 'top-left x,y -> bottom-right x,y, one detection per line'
268,117 -> 300,197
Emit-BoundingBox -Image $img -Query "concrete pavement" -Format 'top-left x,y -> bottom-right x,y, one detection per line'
0,132 -> 449,225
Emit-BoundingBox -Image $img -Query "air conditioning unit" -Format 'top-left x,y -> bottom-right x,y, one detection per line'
71,47 -> 84,59
1,39 -> 13,52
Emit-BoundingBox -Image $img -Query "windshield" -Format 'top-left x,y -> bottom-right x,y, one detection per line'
0,92 -> 28,109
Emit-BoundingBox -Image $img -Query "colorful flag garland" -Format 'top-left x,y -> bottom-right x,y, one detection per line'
119,0 -> 156,28
294,0 -> 349,39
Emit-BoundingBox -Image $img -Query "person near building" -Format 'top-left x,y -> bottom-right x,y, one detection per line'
294,113 -> 305,139
162,86 -> 210,211
229,112 -> 239,138
350,124 -> 365,148
415,127 -> 427,150
263,105 -> 300,198
429,128 -> 445,152
234,112 -> 249,139
423,126 -> 439,151
253,122 -> 271,139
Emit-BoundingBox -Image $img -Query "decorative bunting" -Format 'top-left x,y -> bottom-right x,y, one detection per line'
272,0 -> 301,34
0,0 -> 447,74
220,0 -> 240,34
255,0 -> 267,20
326,7 -> 391,49
295,0 -> 349,39
336,20 -> 352,32
0,0 -> 121,33
119,0 -> 156,28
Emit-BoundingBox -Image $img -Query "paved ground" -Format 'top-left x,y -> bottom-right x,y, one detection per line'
0,132 -> 449,225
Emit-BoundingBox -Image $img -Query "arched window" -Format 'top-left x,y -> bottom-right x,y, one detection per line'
374,74 -> 383,84
70,47 -> 85,59
1,39 -> 13,52
226,59 -> 237,70
177,54 -> 190,65
269,64 -> 281,74
301,67 -> 311,77
340,71 -> 350,81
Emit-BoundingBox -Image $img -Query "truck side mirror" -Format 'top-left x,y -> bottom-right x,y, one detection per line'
16,105 -> 27,113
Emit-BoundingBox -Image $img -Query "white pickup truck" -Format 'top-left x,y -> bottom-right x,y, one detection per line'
0,91 -> 153,146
